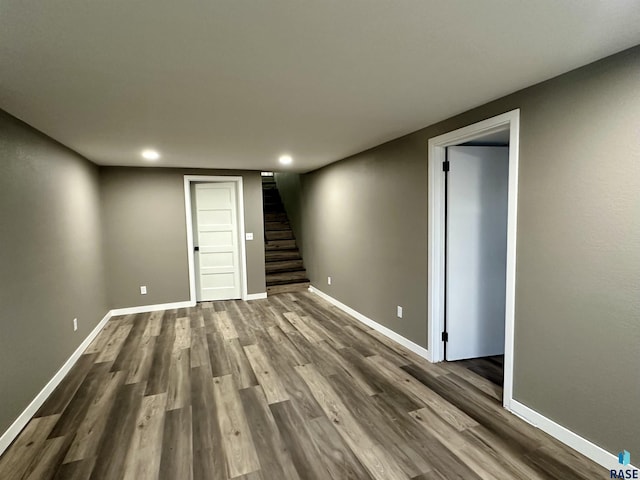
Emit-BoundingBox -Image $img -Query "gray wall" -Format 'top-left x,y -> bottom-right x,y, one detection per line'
100,167 -> 265,308
279,46 -> 640,456
298,139 -> 430,346
0,110 -> 107,433
274,172 -> 304,254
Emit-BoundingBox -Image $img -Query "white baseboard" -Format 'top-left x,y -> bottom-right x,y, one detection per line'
3,294 -> 627,474
308,285 -> 629,472
0,299 -> 194,456
245,292 -> 267,301
511,400 -> 635,471
0,310 -> 113,456
308,285 -> 432,362
110,300 -> 195,317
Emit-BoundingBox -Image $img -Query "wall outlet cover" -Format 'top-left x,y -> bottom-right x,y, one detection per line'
246,232 -> 254,241
327,276 -> 332,285
140,285 -> 147,295
73,318 -> 78,331
397,306 -> 403,318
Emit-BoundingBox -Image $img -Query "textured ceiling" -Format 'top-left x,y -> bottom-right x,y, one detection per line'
2,1 -> 640,172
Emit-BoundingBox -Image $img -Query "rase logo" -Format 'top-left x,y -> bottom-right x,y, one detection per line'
611,450 -> 638,479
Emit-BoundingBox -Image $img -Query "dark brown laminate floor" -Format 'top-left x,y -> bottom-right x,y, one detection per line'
454,355 -> 504,387
0,292 -> 604,479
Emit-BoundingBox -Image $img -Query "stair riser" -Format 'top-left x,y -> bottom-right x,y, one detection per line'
265,213 -> 288,222
265,251 -> 301,261
265,240 -> 297,250
266,268 -> 306,275
265,261 -> 305,273
262,191 -> 281,198
266,269 -> 309,281
267,282 -> 310,295
267,277 -> 310,286
262,181 -> 308,290
265,221 -> 291,231
266,231 -> 294,241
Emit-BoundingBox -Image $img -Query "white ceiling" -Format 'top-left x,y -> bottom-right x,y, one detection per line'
2,1 -> 640,173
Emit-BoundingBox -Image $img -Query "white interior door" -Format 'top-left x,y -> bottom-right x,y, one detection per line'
194,182 -> 241,301
446,146 -> 509,361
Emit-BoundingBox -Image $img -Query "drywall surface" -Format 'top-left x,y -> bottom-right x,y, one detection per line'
274,172 -> 304,254
100,167 -> 265,308
0,110 -> 107,433
290,46 -> 640,455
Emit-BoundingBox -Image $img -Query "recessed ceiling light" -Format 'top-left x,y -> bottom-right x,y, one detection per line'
279,155 -> 293,165
141,149 -> 160,161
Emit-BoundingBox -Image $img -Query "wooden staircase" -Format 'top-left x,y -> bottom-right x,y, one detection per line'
262,176 -> 310,294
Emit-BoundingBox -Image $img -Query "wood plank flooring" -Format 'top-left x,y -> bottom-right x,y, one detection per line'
0,292 -> 604,479
454,355 -> 504,388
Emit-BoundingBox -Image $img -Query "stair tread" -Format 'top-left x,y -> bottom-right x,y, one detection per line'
265,240 -> 297,251
267,280 -> 309,286
265,260 -> 304,273
267,282 -> 310,295
265,259 -> 304,266
266,231 -> 294,240
264,223 -> 291,229
265,251 -> 301,261
266,271 -> 310,286
267,270 -> 308,278
262,181 -> 306,287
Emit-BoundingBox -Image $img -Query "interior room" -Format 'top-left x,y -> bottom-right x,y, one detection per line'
1,2 -> 639,479
444,128 -> 511,392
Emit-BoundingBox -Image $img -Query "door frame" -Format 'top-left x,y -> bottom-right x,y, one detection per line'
183,175 -> 249,303
427,109 -> 520,410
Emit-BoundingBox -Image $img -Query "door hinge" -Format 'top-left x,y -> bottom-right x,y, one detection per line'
441,331 -> 448,342
442,160 -> 450,172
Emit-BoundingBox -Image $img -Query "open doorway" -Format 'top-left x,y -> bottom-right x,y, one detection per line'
446,140 -> 509,388
427,110 -> 520,411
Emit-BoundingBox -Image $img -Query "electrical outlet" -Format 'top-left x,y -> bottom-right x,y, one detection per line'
397,306 -> 403,318
140,285 -> 147,295
327,276 -> 332,285
73,318 -> 78,331
245,232 -> 254,240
